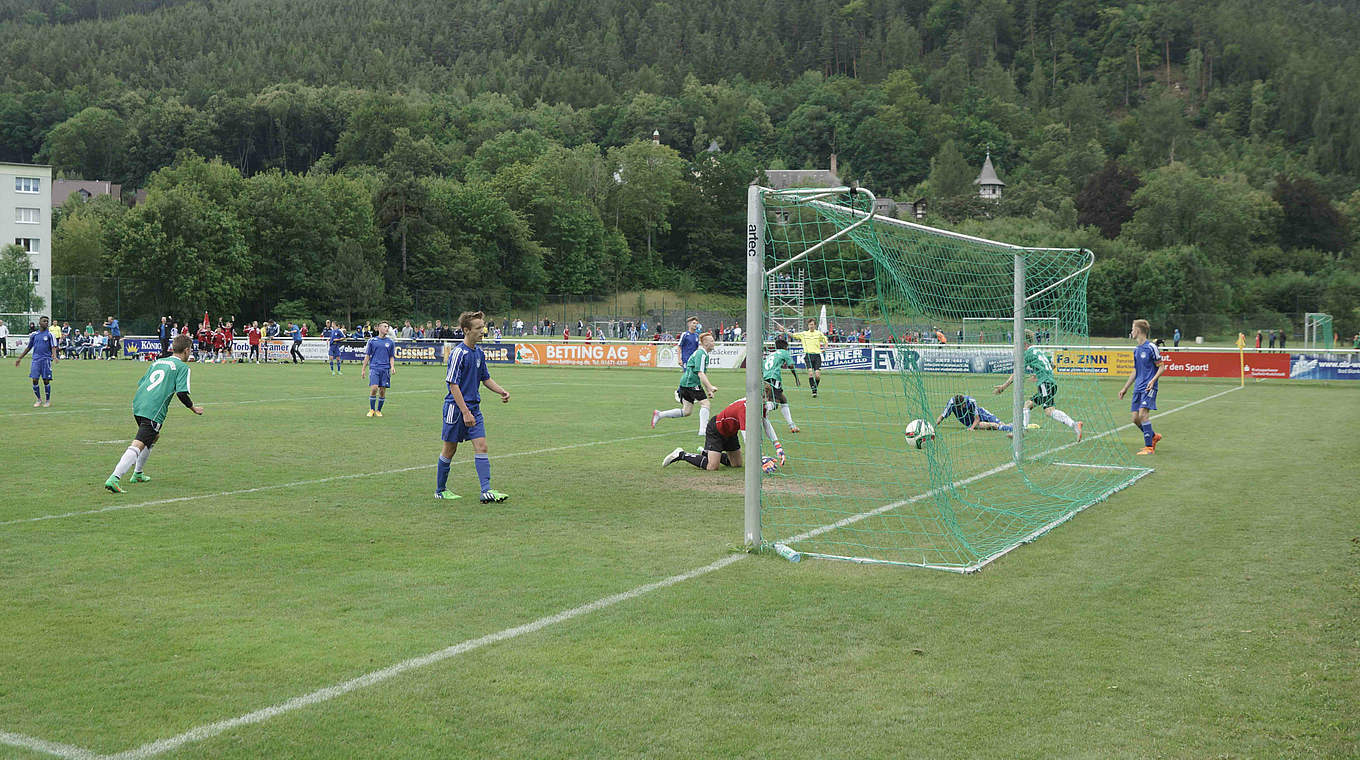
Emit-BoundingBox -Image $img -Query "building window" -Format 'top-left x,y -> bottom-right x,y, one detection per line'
15,207 -> 40,224
30,268 -> 40,283
15,177 -> 41,193
15,237 -> 38,253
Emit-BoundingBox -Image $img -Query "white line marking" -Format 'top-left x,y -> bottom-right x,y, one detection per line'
104,553 -> 749,760
1052,461 -> 1148,470
10,384 -> 1245,758
0,729 -> 98,760
81,440 -> 130,445
0,432 -> 674,527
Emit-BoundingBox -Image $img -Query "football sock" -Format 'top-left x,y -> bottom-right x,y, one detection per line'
762,418 -> 779,446
436,455 -> 451,493
112,446 -> 139,479
658,408 -> 685,419
1049,408 -> 1077,429
999,423 -> 1013,432
32,382 -> 40,399
719,452 -> 732,467
1141,423 -> 1155,446
474,454 -> 491,492
135,443 -> 152,473
698,405 -> 711,433
1022,407 -> 1031,427
377,397 -> 386,411
43,381 -> 51,400
780,404 -> 795,427
681,451 -> 706,468
369,396 -> 377,410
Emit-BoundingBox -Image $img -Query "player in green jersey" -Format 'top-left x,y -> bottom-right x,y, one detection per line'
762,335 -> 801,432
104,333 -> 204,493
652,331 -> 717,434
993,330 -> 1083,441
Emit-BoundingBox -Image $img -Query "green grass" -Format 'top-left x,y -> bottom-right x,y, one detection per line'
0,360 -> 1356,758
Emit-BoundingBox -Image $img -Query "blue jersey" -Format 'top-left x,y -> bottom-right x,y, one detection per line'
1133,340 -> 1161,392
28,329 -> 56,361
942,395 -> 999,427
326,328 -> 344,347
678,330 -> 699,364
108,319 -> 120,337
290,326 -> 302,342
445,342 -> 490,404
365,337 -> 395,369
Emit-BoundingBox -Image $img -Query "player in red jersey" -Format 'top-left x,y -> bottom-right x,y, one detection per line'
662,393 -> 785,470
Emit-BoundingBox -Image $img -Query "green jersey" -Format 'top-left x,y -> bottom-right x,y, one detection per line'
132,356 -> 191,424
679,347 -> 709,388
1024,345 -> 1056,386
762,348 -> 794,383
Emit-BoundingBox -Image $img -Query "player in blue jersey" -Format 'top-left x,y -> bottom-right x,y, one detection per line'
325,320 -> 345,375
362,322 -> 396,417
678,317 -> 700,364
435,310 -> 511,503
935,393 -> 1013,432
14,316 -> 59,407
1118,318 -> 1167,455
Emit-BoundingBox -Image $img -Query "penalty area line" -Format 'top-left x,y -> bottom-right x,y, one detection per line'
0,729 -> 98,760
0,432 -> 675,527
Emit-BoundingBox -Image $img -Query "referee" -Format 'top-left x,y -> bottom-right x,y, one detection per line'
791,318 -> 829,398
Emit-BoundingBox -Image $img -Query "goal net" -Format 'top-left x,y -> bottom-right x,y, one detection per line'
1304,313 -> 1333,350
742,186 -> 1150,572
962,317 -> 1056,345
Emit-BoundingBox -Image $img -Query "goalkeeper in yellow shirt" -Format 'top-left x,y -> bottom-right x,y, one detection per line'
791,318 -> 828,398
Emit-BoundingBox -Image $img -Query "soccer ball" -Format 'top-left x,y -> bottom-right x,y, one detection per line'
904,419 -> 935,449
761,456 -> 780,474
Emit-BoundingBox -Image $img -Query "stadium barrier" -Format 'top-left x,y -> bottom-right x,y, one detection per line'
14,335 -> 1359,380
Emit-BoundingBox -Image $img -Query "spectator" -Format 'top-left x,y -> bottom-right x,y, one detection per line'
563,326 -> 570,342
576,319 -> 584,336
1255,330 -> 1262,349
0,318 -> 8,357
104,315 -> 121,356
401,320 -> 414,338
289,323 -> 304,363
1172,327 -> 1181,347
247,321 -> 262,363
1268,331 -> 1277,349
1279,329 -> 1287,350
97,331 -> 112,359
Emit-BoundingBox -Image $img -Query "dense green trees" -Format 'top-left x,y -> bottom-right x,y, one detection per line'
8,0 -> 1356,334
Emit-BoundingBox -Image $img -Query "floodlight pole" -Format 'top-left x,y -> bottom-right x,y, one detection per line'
1012,252 -> 1025,462
744,184 -> 764,548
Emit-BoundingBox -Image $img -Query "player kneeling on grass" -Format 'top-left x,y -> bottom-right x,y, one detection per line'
936,394 -> 1013,432
435,311 -> 511,503
1118,318 -> 1167,455
663,392 -> 785,471
993,330 -> 1083,441
105,333 -> 203,494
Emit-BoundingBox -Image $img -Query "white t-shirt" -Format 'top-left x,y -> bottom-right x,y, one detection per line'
0,323 -> 9,338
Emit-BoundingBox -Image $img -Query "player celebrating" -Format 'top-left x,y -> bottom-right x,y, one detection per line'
763,335 -> 801,433
362,321 -> 396,417
662,392 -> 785,471
652,331 -> 717,431
791,318 -> 828,397
936,393 -> 1013,431
14,316 -> 58,406
104,334 -> 203,493
993,330 -> 1083,441
435,310 -> 511,503
1118,318 -> 1167,455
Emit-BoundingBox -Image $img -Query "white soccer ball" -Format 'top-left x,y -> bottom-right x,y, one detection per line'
904,419 -> 935,449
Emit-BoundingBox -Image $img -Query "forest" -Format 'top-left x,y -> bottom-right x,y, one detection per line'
0,0 -> 1357,336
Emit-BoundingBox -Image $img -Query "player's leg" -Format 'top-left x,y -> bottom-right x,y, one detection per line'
696,397 -> 711,436
132,422 -> 161,482
703,449 -> 723,470
30,377 -> 41,406
655,393 -> 693,424
770,384 -> 798,432
368,383 -> 379,416
107,418 -> 154,492
41,376 -> 51,406
376,378 -> 388,414
436,407 -> 461,498
469,413 -> 506,503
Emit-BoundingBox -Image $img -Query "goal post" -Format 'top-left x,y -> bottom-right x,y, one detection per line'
744,185 -> 1150,572
1304,313 -> 1333,350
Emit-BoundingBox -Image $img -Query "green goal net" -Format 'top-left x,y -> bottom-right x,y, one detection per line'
1304,313 -> 1333,350
746,187 -> 1149,572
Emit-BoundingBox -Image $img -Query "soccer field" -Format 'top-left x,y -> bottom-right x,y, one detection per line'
1,360 -> 1356,759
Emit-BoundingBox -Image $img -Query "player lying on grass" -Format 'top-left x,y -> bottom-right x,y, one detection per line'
935,394 -> 1013,431
662,392 -> 785,471
105,333 -> 203,494
1118,318 -> 1166,455
993,330 -> 1083,441
652,331 -> 716,432
763,336 -> 801,432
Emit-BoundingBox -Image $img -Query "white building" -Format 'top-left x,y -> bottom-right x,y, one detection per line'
0,162 -> 53,319
974,151 -> 1004,200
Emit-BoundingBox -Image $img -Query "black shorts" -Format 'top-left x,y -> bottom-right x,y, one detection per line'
677,385 -> 708,404
806,353 -> 822,371
1031,382 -> 1057,409
704,418 -> 741,453
134,415 -> 162,446
764,380 -> 787,405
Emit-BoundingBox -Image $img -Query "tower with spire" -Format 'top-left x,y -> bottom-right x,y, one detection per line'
974,150 -> 1004,201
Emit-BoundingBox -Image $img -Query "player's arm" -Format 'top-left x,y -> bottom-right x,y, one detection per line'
788,365 -> 800,386
1118,368 -> 1136,399
361,343 -> 371,373
935,404 -> 950,425
448,382 -> 475,424
177,391 -> 204,415
697,368 -> 716,397
13,339 -> 32,365
1145,359 -> 1167,394
482,377 -> 510,403
993,372 -> 1014,394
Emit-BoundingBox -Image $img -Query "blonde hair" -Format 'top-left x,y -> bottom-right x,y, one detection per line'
1132,319 -> 1150,338
459,311 -> 485,329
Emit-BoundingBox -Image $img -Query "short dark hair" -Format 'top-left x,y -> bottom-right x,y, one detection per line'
687,316 -> 698,324
459,311 -> 485,329
774,336 -> 788,349
172,333 -> 192,353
